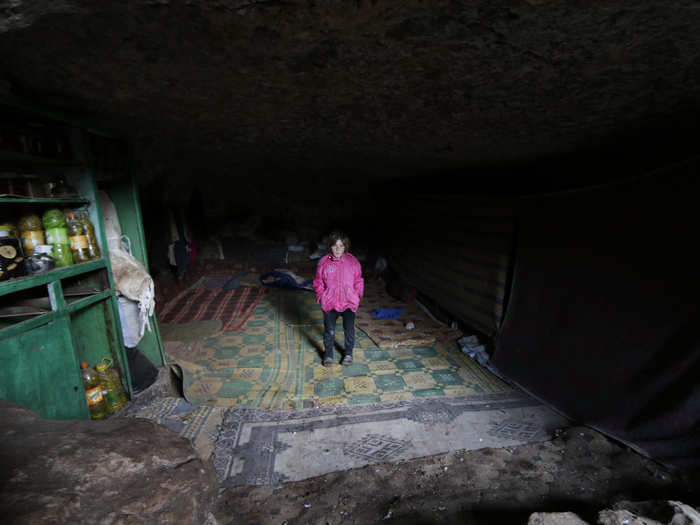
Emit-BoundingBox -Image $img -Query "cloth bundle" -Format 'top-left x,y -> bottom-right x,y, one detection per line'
99,191 -> 155,347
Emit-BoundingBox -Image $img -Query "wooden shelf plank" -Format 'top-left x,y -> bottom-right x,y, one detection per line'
0,148 -> 81,167
0,197 -> 90,204
65,290 -> 112,313
0,310 -> 59,341
0,259 -> 106,296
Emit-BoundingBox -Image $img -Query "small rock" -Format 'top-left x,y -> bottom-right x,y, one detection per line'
527,511 -> 590,524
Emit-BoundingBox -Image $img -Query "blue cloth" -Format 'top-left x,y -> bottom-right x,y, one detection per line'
223,273 -> 245,290
370,308 -> 404,320
260,270 -> 314,292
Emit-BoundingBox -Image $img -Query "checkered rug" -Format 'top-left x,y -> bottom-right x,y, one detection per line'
164,288 -> 512,410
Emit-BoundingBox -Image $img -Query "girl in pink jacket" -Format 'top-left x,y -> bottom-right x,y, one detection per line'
313,230 -> 364,366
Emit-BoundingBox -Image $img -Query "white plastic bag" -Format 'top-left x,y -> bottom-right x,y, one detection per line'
118,296 -> 142,348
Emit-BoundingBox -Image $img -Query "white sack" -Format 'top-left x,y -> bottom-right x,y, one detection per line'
99,191 -> 155,346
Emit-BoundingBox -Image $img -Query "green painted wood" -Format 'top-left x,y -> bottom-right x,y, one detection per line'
0,259 -> 106,297
65,290 -> 113,313
0,320 -> 87,419
0,311 -> 59,341
71,298 -> 133,397
71,301 -> 119,373
0,148 -> 82,167
102,176 -> 166,367
48,280 -> 66,310
1,100 -> 141,419
0,197 -> 89,204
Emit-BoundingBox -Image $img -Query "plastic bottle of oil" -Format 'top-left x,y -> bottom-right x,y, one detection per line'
95,358 -> 128,414
80,362 -> 108,419
78,210 -> 101,260
66,212 -> 91,263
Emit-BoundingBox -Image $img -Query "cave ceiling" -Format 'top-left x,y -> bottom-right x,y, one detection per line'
1,1 -> 699,191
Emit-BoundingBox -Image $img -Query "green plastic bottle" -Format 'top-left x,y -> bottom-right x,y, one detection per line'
80,362 -> 108,419
96,358 -> 128,414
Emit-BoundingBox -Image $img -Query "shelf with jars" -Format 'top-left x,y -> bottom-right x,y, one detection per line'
0,99 -> 136,420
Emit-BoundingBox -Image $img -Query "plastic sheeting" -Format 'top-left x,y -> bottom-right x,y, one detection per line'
494,166 -> 700,468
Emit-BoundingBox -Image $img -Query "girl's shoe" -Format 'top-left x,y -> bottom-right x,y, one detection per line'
341,355 -> 353,366
323,357 -> 334,367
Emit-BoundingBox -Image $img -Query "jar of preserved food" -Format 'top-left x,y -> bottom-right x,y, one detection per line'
0,230 -> 26,281
42,209 -> 72,266
0,222 -> 18,238
25,244 -> 56,274
17,214 -> 45,256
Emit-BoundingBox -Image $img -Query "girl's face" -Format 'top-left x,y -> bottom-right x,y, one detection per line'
331,239 -> 346,259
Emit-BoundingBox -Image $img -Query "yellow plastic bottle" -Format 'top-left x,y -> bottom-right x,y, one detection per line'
80,362 -> 108,419
96,358 -> 128,414
66,212 -> 90,263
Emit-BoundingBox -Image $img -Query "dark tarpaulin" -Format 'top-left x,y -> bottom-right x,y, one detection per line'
493,164 -> 700,468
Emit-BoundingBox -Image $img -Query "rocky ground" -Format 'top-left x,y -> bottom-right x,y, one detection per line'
212,426 -> 699,525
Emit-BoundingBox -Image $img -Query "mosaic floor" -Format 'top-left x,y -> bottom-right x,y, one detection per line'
163,288 -> 512,410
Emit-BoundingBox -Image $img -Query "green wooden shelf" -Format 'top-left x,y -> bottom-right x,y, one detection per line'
0,310 -> 59,341
0,258 -> 106,296
65,290 -> 113,313
0,197 -> 90,204
0,99 -> 150,420
0,148 -> 81,167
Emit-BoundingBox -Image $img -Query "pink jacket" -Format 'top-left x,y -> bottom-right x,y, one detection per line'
313,253 -> 364,313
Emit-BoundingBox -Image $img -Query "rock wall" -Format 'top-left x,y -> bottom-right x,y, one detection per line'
0,400 -> 218,524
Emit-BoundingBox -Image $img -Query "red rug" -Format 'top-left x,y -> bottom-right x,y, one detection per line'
158,286 -> 266,331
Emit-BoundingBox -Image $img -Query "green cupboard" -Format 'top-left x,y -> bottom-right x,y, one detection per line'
0,99 -> 165,419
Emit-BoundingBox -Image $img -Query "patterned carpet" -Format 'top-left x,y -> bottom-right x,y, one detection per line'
356,279 -> 463,349
124,397 -> 226,461
163,287 -> 512,410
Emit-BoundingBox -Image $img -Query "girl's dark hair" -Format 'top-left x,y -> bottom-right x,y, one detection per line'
327,230 -> 351,253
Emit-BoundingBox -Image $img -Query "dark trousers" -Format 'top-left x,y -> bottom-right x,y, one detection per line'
323,309 -> 356,359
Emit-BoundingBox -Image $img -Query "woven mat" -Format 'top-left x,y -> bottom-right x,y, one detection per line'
158,286 -> 266,331
165,289 -> 510,409
356,279 -> 462,349
124,397 -> 226,461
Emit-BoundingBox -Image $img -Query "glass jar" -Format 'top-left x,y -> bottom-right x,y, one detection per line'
25,244 -> 56,275
42,209 -> 72,266
0,230 -> 26,281
17,214 -> 45,256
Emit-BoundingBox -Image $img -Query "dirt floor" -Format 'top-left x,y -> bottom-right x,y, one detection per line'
151,264 -> 699,524
212,426 -> 699,525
